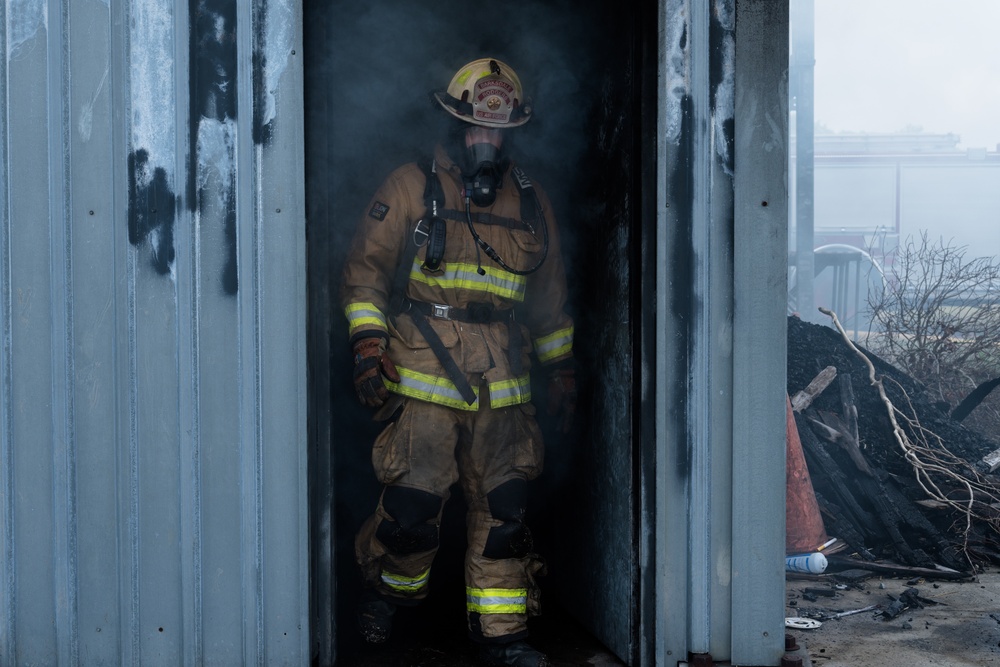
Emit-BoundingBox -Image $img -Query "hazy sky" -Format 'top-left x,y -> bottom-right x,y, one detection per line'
814,0 -> 1000,149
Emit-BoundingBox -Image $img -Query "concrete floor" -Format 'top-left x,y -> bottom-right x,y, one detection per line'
335,599 -> 626,666
335,569 -> 1000,665
785,569 -> 1000,667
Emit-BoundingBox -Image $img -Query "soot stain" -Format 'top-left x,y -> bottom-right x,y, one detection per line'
128,148 -> 176,275
667,92 -> 695,479
252,0 -> 273,146
190,0 -> 239,294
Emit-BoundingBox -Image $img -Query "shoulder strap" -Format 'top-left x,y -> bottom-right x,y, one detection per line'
387,159 -> 478,406
389,159 -> 438,314
422,158 -> 445,214
510,166 -> 541,232
437,209 -> 525,230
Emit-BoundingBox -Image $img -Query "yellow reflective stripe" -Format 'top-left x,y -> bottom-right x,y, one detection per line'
534,326 -> 573,363
345,302 -> 388,334
381,567 -> 431,593
385,367 -> 480,411
385,368 -> 531,411
409,259 -> 526,302
456,68 -> 474,86
466,587 -> 528,615
488,375 -> 532,408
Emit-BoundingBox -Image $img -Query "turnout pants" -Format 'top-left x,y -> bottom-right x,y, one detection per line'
355,391 -> 546,643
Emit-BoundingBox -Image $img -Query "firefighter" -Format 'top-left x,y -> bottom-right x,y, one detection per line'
340,58 -> 576,667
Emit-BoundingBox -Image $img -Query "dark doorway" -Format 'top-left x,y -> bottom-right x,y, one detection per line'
303,2 -> 650,664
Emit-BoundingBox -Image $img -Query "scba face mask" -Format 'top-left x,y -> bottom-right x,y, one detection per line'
461,126 -> 504,208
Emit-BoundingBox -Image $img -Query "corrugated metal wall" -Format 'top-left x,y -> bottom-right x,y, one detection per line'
0,1 -> 309,665
649,1 -> 788,665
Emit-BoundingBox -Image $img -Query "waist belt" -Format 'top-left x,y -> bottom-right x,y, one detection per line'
399,298 -> 524,406
402,298 -> 513,324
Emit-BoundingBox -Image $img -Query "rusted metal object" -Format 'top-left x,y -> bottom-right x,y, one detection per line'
781,654 -> 804,667
689,652 -> 714,666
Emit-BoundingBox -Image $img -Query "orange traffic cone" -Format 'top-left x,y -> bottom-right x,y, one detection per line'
785,396 -> 828,553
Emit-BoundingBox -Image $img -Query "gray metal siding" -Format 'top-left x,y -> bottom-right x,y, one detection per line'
650,1 -> 787,664
1,1 -> 308,665
731,1 -> 790,663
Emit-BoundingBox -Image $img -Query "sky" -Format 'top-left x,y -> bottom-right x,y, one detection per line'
814,0 -> 1000,150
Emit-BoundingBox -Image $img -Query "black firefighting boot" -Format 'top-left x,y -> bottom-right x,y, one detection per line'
357,590 -> 396,644
479,640 -> 549,667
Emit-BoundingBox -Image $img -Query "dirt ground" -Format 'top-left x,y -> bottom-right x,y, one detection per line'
785,569 -> 1000,667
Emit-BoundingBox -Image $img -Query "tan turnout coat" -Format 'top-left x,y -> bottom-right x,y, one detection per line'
341,144 -> 574,410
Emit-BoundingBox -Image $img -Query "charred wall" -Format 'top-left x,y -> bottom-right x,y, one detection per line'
2,2 -> 308,664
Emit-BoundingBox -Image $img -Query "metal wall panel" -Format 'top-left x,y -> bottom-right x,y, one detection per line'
731,1 -> 790,664
648,1 -> 787,664
0,1 -> 308,665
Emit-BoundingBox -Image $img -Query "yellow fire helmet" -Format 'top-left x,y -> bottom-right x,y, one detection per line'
433,58 -> 532,128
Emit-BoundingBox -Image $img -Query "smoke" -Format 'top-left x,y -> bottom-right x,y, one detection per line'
313,0 -> 604,247
309,0 -> 612,459
304,0 -> 630,645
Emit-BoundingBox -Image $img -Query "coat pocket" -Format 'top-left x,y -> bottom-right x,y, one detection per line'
525,555 -> 547,617
509,227 -> 542,255
511,402 -> 544,479
371,399 -> 413,484
390,312 -> 459,350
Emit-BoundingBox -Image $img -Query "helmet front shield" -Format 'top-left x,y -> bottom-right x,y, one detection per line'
433,58 -> 532,128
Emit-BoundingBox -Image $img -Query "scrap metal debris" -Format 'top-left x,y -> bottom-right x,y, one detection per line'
826,604 -> 880,620
879,587 -> 940,621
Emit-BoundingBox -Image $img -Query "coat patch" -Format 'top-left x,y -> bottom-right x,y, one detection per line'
369,201 -> 390,221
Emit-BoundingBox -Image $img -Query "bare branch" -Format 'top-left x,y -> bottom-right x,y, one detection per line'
864,233 -> 1000,432
823,306 -> 1000,572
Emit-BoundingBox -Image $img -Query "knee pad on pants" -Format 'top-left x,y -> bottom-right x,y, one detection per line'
375,486 -> 444,555
483,479 -> 533,559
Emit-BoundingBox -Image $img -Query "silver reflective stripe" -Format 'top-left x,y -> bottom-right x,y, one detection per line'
409,259 -> 526,301
470,593 -> 526,606
465,587 -> 528,614
345,302 -> 388,331
381,568 -> 430,592
385,367 -> 480,411
488,375 -> 531,408
534,326 -> 573,362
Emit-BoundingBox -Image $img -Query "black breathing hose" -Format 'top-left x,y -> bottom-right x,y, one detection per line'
463,195 -> 549,276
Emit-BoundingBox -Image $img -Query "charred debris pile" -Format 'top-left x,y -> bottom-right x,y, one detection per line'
787,315 -> 1000,576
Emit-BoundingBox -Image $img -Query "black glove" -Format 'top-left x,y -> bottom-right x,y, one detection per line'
352,336 -> 400,408
546,366 -> 577,434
